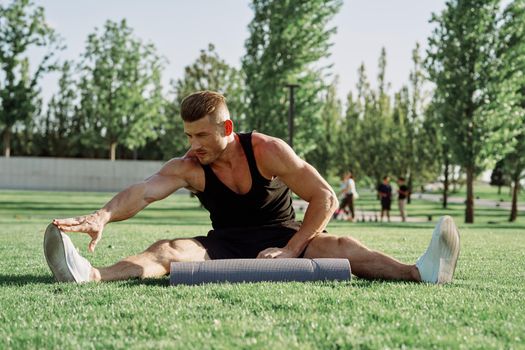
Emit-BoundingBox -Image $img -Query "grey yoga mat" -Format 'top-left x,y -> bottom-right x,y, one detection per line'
170,258 -> 351,285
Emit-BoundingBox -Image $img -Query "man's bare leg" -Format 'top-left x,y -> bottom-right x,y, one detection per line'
44,223 -> 211,283
92,239 -> 209,282
304,234 -> 420,281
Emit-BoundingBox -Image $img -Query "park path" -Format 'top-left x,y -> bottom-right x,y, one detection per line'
292,200 -> 429,223
292,192 -> 523,223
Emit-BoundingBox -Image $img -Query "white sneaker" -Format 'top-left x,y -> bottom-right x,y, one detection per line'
416,215 -> 460,284
43,224 -> 92,283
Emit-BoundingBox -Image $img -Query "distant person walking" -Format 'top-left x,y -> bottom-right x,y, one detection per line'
397,177 -> 410,222
334,171 -> 358,221
377,176 -> 392,222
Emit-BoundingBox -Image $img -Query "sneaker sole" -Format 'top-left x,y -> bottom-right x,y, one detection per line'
437,215 -> 460,284
43,224 -> 77,282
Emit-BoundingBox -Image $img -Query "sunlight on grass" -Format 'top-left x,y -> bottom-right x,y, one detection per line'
0,190 -> 524,349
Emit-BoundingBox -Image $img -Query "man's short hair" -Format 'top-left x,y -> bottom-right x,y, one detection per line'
180,91 -> 228,122
398,177 -> 405,181
383,176 -> 389,181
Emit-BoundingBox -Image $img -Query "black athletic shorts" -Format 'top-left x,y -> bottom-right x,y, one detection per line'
381,198 -> 391,211
194,221 -> 307,259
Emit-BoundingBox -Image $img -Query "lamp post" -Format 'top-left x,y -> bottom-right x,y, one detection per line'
285,83 -> 299,148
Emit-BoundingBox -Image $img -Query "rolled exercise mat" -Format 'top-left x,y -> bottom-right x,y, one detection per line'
170,258 -> 351,285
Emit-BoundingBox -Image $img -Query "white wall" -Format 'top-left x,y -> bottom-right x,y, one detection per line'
0,157 -> 165,192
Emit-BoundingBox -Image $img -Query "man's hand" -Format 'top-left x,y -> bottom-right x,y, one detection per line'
53,211 -> 107,252
256,247 -> 299,259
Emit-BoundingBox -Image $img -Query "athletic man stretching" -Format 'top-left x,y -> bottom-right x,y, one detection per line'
44,91 -> 460,284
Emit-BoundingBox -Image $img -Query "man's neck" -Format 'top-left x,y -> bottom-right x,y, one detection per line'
212,133 -> 240,170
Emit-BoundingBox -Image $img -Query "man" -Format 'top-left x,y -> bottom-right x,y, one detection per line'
377,176 -> 392,222
397,177 -> 410,222
44,91 -> 460,284
333,171 -> 357,221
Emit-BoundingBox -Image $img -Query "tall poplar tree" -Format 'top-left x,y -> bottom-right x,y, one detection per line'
493,0 -> 525,221
0,0 -> 61,157
39,61 -> 77,157
306,77 -> 342,176
242,0 -> 342,157
426,0 -> 503,223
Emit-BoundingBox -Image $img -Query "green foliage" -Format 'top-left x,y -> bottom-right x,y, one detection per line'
340,52 -> 398,185
405,44 -> 441,187
343,61 -> 392,185
0,0 -> 61,157
242,0 -> 342,160
305,77 -> 342,177
78,19 -> 165,160
31,61 -> 78,157
492,0 -> 525,220
160,44 -> 245,159
427,0 -> 506,170
426,0 -> 503,222
337,45 -> 440,190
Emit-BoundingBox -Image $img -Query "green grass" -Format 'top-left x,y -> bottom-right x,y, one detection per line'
1,189 -> 524,349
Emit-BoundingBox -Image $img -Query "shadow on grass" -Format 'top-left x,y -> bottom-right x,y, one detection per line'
0,274 -> 54,286
479,222 -> 525,230
0,274 -> 171,287
119,277 -> 170,287
0,274 -> 435,288
330,222 -> 435,230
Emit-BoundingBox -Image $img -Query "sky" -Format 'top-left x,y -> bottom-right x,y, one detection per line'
27,0 -> 448,105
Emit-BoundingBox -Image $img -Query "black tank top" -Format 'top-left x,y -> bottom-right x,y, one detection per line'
195,132 -> 296,229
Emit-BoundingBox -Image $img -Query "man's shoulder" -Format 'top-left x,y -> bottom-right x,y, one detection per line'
250,131 -> 300,179
159,156 -> 201,177
251,132 -> 290,159
251,131 -> 285,149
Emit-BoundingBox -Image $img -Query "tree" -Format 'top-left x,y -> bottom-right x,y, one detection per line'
406,43 -> 437,202
242,0 -> 342,157
390,85 -> 411,180
337,91 -> 362,178
37,61 -> 77,157
306,77 -> 342,177
493,0 -> 525,221
353,51 -> 397,186
78,19 -> 165,160
426,0 -> 506,223
160,44 -> 245,159
0,0 -> 61,157
425,98 -> 452,208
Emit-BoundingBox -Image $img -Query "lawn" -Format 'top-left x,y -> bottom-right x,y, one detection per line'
0,189 -> 524,349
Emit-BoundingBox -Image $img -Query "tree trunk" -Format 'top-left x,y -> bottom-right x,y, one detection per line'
509,172 -> 519,222
407,173 -> 413,204
443,159 -> 449,209
110,142 -> 117,161
465,165 -> 474,223
3,129 -> 11,158
498,185 -> 501,195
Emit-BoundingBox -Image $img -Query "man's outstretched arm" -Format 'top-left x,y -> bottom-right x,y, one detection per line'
53,158 -> 194,252
254,135 -> 338,258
